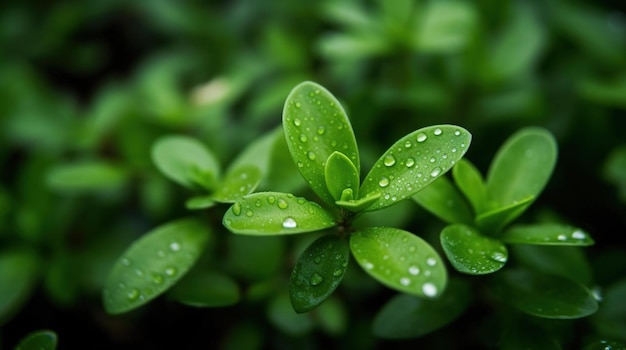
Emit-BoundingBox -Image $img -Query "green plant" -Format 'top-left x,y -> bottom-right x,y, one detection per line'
223,81 -> 471,312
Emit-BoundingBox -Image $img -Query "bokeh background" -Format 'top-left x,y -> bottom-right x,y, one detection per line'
1,0 -> 626,348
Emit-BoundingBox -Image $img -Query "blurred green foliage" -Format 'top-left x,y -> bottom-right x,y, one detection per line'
1,0 -> 625,348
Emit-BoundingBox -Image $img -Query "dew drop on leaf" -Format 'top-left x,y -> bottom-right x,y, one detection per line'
430,167 -> 442,177
405,158 -> 415,167
293,118 -> 301,126
307,151 -> 316,160
417,133 -> 427,142
169,242 -> 181,252
379,177 -> 390,187
232,202 -> 242,216
434,128 -> 442,136
408,266 -> 420,275
426,257 -> 437,266
572,230 -> 586,239
383,155 -> 396,167
127,289 -> 140,301
422,283 -> 437,297
400,277 -> 411,286
165,267 -> 177,277
277,198 -> 288,209
317,126 -> 325,135
310,272 -> 324,286
282,217 -> 297,229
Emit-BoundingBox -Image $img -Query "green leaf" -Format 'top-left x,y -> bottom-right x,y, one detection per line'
290,234 -> 349,313
475,195 -> 534,234
452,159 -> 488,215
282,81 -> 359,206
361,125 -> 471,211
267,292 -> 314,336
223,192 -> 337,235
185,195 -> 216,210
373,279 -> 472,339
103,219 -> 210,314
491,269 -> 598,319
512,245 -> 593,285
502,223 -> 594,246
228,127 -> 281,175
151,135 -> 220,190
168,270 -> 239,308
591,279 -> 626,343
414,0 -> 478,53
46,160 -> 128,193
224,235 -> 284,282
350,227 -> 447,298
325,151 -> 360,202
15,330 -> 57,350
440,224 -> 508,275
486,127 -> 557,208
335,192 -> 381,212
212,165 -> 262,203
584,340 -> 626,350
0,248 -> 39,325
604,146 -> 626,203
412,175 -> 474,225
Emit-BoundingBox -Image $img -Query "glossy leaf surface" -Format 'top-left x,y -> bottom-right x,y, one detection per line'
46,161 -> 128,193
168,270 -> 239,307
512,245 -> 593,285
324,151 -> 359,201
103,219 -> 210,314
486,127 -> 557,208
212,165 -> 261,203
151,135 -> 220,190
350,227 -> 447,298
15,330 -> 57,350
502,223 -> 594,246
290,234 -> 349,313
361,125 -> 471,211
452,159 -> 488,214
412,175 -> 474,225
283,81 -> 359,206
440,224 -> 508,274
491,269 -> 598,319
373,279 -> 472,339
223,192 -> 336,235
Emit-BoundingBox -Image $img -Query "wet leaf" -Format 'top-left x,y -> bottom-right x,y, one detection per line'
103,219 -> 210,314
168,270 -> 239,308
336,192 -> 381,212
290,234 -> 349,313
502,223 -> 594,246
486,127 -> 557,209
325,151 -> 359,202
151,135 -> 220,190
361,125 -> 471,211
452,159 -> 488,215
412,175 -> 474,225
283,81 -> 359,206
223,192 -> 336,235
350,227 -> 447,298
491,269 -> 598,319
15,330 -> 57,350
373,279 -> 472,339
440,224 -> 508,274
212,165 -> 261,203
46,160 -> 128,193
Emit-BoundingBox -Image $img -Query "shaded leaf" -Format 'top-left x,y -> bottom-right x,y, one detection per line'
414,0 -> 478,53
350,227 -> 447,298
0,248 -> 39,325
103,219 -> 210,314
475,195 -> 534,234
46,160 -> 128,193
499,321 -> 561,350
223,192 -> 336,235
373,279 -> 472,339
185,195 -> 216,210
502,223 -> 594,246
452,159 -> 488,215
512,244 -> 593,285
584,340 -> 626,350
316,296 -> 348,335
491,269 -> 598,319
325,151 -> 359,201
224,235 -> 284,282
15,330 -> 57,350
591,279 -> 626,343
290,234 -> 349,313
151,135 -> 220,190
440,224 -> 508,274
283,81 -> 359,206
361,125 -> 471,211
412,175 -> 474,225
169,270 -> 239,308
212,165 -> 261,203
336,192 -> 381,213
267,292 -> 314,336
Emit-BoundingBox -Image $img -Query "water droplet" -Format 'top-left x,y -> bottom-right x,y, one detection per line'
408,266 -> 420,275
405,158 -> 415,167
422,283 -> 437,297
378,176 -> 390,187
121,258 -> 131,266
297,161 -> 304,168
165,267 -> 177,277
307,151 -> 316,160
297,198 -> 305,204
232,202 -> 242,216
489,250 -> 507,263
254,200 -> 261,207
363,261 -> 374,270
430,167 -> 442,177
127,289 -> 140,301
451,147 -> 457,153
293,118 -> 301,126
317,126 -> 325,135
310,272 -> 324,286
299,134 -> 308,142
383,155 -> 396,167
282,217 -> 297,228
169,242 -> 181,252
433,128 -> 442,136
295,102 -> 302,108
152,273 -> 164,284
333,268 -> 344,277
426,257 -> 437,266
245,210 -> 253,217
277,198 -> 288,209
429,157 -> 436,163
134,269 -> 144,276
267,196 -> 276,204
417,133 -> 427,142
572,230 -> 586,239
409,246 -> 416,253
314,256 -> 322,264
454,130 -> 461,136
400,277 -> 411,286
557,234 -> 567,241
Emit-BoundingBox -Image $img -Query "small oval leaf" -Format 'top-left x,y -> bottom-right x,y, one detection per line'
491,268 -> 599,319
0,248 -> 39,325
185,195 -> 216,210
290,234 -> 350,313
440,224 -> 508,275
361,125 -> 471,211
412,175 -> 474,225
283,81 -> 359,206
486,127 -> 557,208
15,330 -> 57,350
46,160 -> 128,193
222,192 -> 337,235
502,223 -> 594,246
452,159 -> 488,215
475,195 -> 534,234
103,219 -> 210,314
350,227 -> 447,298
212,165 -> 262,203
151,135 -> 220,190
325,151 -> 360,201
168,270 -> 240,308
